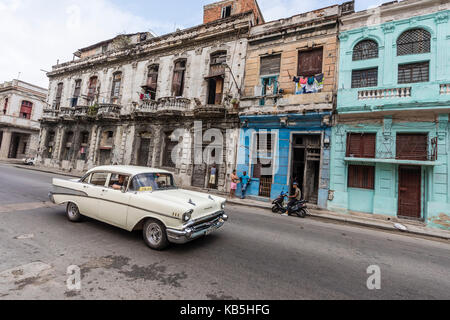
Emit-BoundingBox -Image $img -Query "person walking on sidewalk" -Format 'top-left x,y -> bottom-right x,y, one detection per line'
229,170 -> 239,199
240,171 -> 251,199
209,164 -> 217,189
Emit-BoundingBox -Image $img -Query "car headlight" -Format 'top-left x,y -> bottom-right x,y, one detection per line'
221,202 -> 226,210
182,209 -> 193,222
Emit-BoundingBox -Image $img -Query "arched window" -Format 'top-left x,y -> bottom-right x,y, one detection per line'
352,40 -> 379,61
397,28 -> 431,56
172,60 -> 186,97
20,101 -> 33,119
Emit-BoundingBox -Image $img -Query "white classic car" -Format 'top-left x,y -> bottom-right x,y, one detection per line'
49,166 -> 228,250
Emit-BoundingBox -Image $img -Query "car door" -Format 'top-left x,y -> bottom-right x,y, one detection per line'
97,173 -> 131,228
83,172 -> 109,218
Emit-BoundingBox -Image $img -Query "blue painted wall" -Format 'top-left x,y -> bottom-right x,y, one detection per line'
236,113 -> 331,209
329,10 -> 450,230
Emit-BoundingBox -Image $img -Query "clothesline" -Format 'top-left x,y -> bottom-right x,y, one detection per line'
292,73 -> 324,94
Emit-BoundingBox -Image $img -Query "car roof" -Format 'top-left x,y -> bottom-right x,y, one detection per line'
86,166 -> 171,176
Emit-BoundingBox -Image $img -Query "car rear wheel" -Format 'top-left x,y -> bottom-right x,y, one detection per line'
143,219 -> 169,251
66,202 -> 83,222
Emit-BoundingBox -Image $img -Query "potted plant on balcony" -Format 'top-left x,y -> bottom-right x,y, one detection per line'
231,98 -> 240,109
88,103 -> 99,117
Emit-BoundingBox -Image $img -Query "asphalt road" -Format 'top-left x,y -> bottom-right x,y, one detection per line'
0,164 -> 449,300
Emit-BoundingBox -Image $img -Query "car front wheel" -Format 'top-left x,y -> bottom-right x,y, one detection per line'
66,202 -> 83,222
143,219 -> 169,251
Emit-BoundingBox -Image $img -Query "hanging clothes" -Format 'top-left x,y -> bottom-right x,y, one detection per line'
315,73 -> 324,90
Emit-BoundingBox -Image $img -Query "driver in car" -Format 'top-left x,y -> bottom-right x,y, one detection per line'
112,175 -> 127,190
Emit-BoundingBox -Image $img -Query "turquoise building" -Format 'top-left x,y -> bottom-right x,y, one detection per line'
328,4 -> 450,229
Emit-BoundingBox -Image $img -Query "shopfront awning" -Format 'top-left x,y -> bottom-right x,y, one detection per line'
344,157 -> 441,166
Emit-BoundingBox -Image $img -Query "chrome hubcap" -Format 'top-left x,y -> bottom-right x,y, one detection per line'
146,223 -> 162,245
68,204 -> 78,217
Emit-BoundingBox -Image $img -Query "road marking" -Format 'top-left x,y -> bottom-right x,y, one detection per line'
0,201 -> 58,213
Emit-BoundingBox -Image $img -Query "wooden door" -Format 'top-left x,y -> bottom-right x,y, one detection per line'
398,166 -> 421,219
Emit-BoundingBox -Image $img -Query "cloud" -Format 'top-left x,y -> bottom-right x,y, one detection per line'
0,0 -> 173,88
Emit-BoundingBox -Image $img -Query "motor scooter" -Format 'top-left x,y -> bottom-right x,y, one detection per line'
271,190 -> 309,218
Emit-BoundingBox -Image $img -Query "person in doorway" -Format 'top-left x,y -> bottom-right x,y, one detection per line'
229,170 -> 239,199
286,182 -> 302,213
209,164 -> 217,189
240,171 -> 251,199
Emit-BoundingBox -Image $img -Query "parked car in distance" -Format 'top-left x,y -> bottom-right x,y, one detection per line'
49,166 -> 228,250
22,157 -> 36,166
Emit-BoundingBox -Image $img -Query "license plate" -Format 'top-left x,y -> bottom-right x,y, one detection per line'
205,226 -> 217,236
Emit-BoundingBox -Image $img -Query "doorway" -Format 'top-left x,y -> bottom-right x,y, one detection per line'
291,134 -> 321,204
137,136 -> 152,167
398,166 -> 422,219
9,133 -> 20,159
207,77 -> 224,105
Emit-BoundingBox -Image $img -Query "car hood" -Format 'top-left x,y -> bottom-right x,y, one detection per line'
142,189 -> 225,218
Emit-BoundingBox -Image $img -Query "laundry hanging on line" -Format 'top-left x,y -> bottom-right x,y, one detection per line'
293,73 -> 324,94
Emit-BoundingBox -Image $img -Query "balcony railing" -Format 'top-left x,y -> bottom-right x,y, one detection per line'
358,87 -> 412,100
42,108 -> 60,121
440,84 -> 450,95
97,103 -> 122,119
59,107 -> 75,119
134,97 -> 192,115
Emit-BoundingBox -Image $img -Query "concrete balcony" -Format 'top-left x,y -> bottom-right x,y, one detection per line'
240,92 -> 333,115
97,103 -> 122,120
338,82 -> 450,114
358,87 -> 411,100
59,107 -> 76,121
440,84 -> 450,95
194,104 -> 227,117
42,108 -> 60,122
134,97 -> 192,117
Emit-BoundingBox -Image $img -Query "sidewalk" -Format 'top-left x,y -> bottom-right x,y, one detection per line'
9,163 -> 450,241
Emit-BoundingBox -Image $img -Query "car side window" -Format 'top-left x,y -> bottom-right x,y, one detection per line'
108,174 -> 130,190
90,172 -> 108,187
81,174 -> 91,184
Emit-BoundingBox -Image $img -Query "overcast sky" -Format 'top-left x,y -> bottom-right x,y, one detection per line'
0,0 -> 387,88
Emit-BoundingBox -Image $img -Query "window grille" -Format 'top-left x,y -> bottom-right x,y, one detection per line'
353,40 -> 378,61
397,29 -> 431,56
351,68 -> 378,88
398,62 -> 429,84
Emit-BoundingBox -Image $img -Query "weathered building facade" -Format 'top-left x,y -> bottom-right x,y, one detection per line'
328,0 -> 450,229
0,80 -> 47,160
235,2 -> 355,208
39,0 -> 263,192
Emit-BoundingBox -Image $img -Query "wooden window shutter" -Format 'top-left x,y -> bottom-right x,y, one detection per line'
347,133 -> 376,158
396,134 -> 428,160
348,165 -> 375,190
298,48 -> 323,77
362,134 -> 376,158
260,55 -> 281,76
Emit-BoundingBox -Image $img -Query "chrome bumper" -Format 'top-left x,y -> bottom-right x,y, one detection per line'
48,192 -> 55,204
166,211 -> 228,244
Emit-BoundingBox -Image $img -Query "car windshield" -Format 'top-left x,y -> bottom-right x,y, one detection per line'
130,173 -> 176,192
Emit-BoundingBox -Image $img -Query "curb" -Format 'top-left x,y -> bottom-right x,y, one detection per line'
13,165 -> 82,178
226,198 -> 450,241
